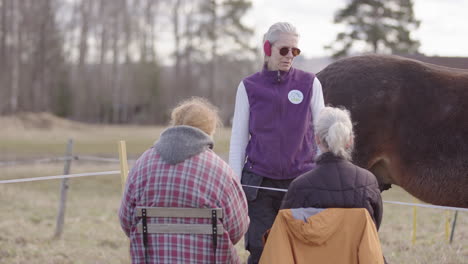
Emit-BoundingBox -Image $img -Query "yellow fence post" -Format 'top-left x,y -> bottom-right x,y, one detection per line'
412,199 -> 417,245
118,141 -> 129,193
445,210 -> 450,243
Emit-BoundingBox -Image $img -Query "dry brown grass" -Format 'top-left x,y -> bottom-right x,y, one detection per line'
0,112 -> 230,160
0,113 -> 466,263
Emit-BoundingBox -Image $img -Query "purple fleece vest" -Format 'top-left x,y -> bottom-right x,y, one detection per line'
243,66 -> 317,180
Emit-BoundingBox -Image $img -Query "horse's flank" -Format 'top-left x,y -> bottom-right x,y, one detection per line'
317,54 -> 468,208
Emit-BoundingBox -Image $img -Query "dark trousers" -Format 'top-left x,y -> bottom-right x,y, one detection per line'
241,170 -> 293,264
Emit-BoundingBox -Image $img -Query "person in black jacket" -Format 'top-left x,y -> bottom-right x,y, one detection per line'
281,106 -> 383,229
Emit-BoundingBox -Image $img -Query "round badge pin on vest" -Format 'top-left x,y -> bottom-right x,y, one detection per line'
288,90 -> 304,104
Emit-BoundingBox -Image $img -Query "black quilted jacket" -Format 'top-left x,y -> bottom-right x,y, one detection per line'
281,152 -> 383,229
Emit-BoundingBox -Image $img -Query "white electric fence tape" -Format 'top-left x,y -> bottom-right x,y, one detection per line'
0,171 -> 120,184
1,172 -> 466,212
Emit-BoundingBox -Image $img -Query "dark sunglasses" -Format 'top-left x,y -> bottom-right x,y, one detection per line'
279,47 -> 301,57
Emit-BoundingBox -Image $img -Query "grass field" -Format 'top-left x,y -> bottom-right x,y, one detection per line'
0,113 -> 466,263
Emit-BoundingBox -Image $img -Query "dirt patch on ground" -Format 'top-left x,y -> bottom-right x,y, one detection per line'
0,112 -> 88,130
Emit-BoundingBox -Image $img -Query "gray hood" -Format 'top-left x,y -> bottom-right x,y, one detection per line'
286,208 -> 344,245
154,125 -> 214,164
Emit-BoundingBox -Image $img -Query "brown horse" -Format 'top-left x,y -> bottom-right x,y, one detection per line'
317,54 -> 468,208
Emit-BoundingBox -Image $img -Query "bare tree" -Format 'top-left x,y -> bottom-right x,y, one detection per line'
10,0 -> 20,113
0,0 -> 6,113
0,0 -> 6,69
0,0 -> 255,125
173,0 -> 182,79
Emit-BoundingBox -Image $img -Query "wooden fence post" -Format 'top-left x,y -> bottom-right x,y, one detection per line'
53,139 -> 73,239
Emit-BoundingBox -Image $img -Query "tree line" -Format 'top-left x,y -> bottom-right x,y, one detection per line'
0,0 -> 420,124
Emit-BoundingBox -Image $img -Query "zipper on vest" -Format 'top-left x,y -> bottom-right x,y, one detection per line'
277,78 -> 284,178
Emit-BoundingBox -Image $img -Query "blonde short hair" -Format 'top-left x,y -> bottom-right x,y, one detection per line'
170,97 -> 221,136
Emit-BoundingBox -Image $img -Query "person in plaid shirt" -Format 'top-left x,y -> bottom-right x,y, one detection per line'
119,97 -> 249,264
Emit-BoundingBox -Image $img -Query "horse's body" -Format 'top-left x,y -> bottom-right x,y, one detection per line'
317,54 -> 468,208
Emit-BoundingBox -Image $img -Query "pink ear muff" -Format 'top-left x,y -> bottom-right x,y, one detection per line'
263,40 -> 272,56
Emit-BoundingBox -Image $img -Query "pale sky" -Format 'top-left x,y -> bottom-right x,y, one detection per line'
246,0 -> 468,58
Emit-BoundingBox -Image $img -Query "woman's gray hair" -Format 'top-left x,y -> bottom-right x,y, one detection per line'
262,22 -> 299,62
315,107 -> 355,160
263,22 -> 299,44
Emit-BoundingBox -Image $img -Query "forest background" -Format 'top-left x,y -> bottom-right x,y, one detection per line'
1,0 -> 451,125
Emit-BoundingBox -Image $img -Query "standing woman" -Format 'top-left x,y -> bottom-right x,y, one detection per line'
229,22 -> 325,264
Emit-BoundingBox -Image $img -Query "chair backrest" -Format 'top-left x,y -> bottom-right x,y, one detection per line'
136,207 -> 224,264
135,207 -> 224,235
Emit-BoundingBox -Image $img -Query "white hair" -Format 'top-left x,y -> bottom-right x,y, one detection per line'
263,22 -> 299,44
262,22 -> 299,62
315,107 -> 355,160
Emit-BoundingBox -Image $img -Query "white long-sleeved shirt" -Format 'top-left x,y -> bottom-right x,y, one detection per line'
228,78 -> 325,180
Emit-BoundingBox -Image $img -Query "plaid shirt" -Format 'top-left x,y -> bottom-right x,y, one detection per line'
119,147 -> 249,264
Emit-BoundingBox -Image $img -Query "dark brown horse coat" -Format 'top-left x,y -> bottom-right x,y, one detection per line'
317,54 -> 468,208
